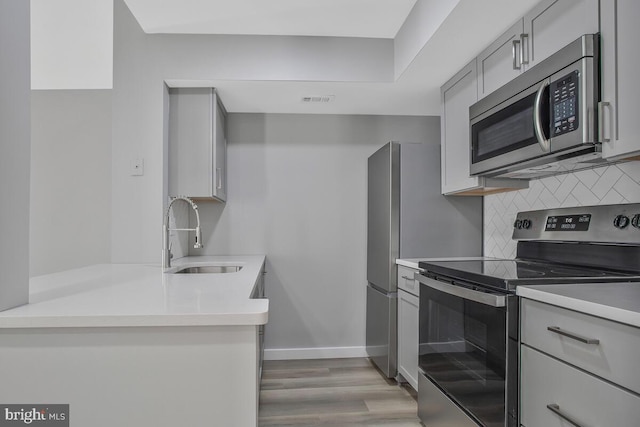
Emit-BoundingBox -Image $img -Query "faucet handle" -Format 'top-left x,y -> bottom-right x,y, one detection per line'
193,226 -> 203,249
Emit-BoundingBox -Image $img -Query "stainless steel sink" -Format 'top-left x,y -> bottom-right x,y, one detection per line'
174,265 -> 243,274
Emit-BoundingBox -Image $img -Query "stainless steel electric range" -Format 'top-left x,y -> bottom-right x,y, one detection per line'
415,203 -> 640,427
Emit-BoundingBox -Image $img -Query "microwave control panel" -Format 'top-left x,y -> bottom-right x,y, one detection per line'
551,71 -> 579,137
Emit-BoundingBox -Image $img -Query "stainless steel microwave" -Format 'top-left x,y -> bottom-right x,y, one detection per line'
469,34 -> 603,179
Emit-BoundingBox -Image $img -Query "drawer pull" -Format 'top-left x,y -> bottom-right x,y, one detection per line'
547,403 -> 584,427
401,275 -> 415,281
547,326 -> 600,345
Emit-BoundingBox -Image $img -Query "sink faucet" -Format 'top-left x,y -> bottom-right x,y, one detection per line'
163,196 -> 203,269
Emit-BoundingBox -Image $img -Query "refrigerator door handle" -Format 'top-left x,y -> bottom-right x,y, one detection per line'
415,273 -> 506,307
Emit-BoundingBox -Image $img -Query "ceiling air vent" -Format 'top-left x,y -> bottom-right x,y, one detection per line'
302,95 -> 335,103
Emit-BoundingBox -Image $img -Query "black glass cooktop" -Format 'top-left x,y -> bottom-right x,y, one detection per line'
419,258 -> 640,292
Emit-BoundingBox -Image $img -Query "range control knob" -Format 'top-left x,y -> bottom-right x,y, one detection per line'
632,214 -> 640,229
522,219 -> 532,229
514,219 -> 523,229
613,214 -> 630,229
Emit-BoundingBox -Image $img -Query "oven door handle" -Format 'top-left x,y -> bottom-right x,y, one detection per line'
534,77 -> 551,153
415,273 -> 506,308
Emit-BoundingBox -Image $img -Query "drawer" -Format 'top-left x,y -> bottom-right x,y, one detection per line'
397,265 -> 419,296
521,345 -> 640,427
521,298 -> 640,394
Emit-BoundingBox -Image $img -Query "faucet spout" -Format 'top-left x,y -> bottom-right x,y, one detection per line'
163,196 -> 204,270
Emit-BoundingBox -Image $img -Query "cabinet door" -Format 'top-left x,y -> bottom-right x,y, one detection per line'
521,345 -> 640,427
523,0 -> 599,70
397,289 -> 419,391
477,19 -> 524,99
213,92 -> 227,202
169,88 -> 228,201
169,88 -> 213,198
601,0 -> 640,160
441,60 -> 482,194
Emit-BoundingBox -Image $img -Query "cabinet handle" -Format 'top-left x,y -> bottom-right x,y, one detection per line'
598,101 -> 612,143
401,275 -> 415,281
216,167 -> 222,190
512,39 -> 521,70
547,326 -> 600,345
520,33 -> 529,65
546,404 -> 584,427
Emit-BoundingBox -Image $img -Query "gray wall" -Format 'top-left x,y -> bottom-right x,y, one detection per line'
30,90 -> 112,276
111,0 -> 393,264
0,0 -> 30,311
186,114 -> 440,353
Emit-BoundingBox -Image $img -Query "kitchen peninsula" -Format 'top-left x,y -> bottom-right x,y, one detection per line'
0,255 -> 267,427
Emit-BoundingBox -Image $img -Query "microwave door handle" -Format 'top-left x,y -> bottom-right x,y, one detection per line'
415,273 -> 506,308
534,78 -> 551,152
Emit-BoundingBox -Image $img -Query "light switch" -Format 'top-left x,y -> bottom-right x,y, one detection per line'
130,157 -> 144,176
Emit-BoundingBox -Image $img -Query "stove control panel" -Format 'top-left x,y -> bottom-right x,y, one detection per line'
512,203 -> 640,243
513,219 -> 532,230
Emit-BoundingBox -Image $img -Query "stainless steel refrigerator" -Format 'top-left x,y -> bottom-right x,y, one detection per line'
366,142 -> 483,378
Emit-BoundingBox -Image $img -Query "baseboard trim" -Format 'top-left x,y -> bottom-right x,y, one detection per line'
264,346 -> 368,361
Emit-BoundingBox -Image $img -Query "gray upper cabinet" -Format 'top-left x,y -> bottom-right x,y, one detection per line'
440,60 -> 528,195
477,0 -> 598,100
600,0 -> 640,160
441,60 -> 482,194
523,0 -> 598,70
477,20 -> 524,100
169,88 -> 227,202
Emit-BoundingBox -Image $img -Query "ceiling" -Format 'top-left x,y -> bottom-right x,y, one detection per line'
123,0 -> 418,38
123,0 -> 541,115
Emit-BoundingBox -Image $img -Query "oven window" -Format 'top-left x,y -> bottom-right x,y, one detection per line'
419,283 -> 507,427
471,90 -> 549,164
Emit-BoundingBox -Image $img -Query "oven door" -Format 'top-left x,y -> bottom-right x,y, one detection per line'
470,80 -> 550,177
417,274 -> 508,427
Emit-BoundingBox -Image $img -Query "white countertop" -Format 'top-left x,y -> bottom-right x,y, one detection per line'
396,257 -> 496,270
517,282 -> 640,328
0,255 -> 268,329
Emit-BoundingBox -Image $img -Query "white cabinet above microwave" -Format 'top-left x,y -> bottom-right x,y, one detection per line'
477,0 -> 599,100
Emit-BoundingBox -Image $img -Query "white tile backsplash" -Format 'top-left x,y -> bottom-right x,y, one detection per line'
484,162 -> 640,258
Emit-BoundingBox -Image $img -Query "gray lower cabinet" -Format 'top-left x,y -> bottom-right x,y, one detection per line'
521,346 -> 640,427
520,298 -> 640,427
397,265 -> 419,391
168,87 -> 227,202
251,267 -> 266,380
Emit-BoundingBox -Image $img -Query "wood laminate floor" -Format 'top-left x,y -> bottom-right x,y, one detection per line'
259,358 -> 423,426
